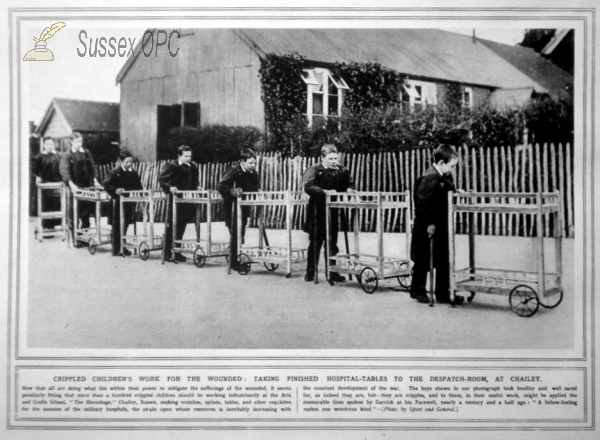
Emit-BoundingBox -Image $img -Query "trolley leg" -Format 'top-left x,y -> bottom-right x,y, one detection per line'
227,201 -> 236,274
340,208 -> 352,281
313,202 -> 319,284
429,235 -> 434,307
161,194 -> 173,264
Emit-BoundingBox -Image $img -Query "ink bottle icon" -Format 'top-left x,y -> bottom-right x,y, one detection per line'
23,22 -> 66,62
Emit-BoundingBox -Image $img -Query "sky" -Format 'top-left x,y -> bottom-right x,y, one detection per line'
22,24 -> 527,127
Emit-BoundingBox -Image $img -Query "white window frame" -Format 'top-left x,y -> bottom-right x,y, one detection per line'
462,87 -> 473,108
303,67 -> 349,126
402,79 -> 437,112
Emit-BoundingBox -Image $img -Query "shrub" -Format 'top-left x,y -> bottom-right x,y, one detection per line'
158,125 -> 262,163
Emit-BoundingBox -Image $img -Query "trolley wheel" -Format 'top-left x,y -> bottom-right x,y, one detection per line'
138,241 -> 150,261
359,267 -> 378,294
263,251 -> 279,272
509,285 -> 540,317
236,253 -> 251,275
396,261 -> 412,289
88,238 -> 97,255
193,247 -> 206,268
539,289 -> 564,309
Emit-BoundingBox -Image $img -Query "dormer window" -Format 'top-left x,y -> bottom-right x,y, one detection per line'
302,68 -> 349,126
401,80 -> 437,112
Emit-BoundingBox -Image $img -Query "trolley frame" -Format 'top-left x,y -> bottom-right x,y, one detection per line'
236,190 -> 309,278
172,190 -> 229,266
325,191 -> 412,294
120,189 -> 168,259
35,182 -> 67,242
448,191 -> 563,317
72,187 -> 112,254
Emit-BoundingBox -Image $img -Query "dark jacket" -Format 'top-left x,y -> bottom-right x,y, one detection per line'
302,163 -> 355,237
103,165 -> 143,198
217,164 -> 260,227
33,153 -> 62,183
59,148 -> 97,187
103,165 -> 143,226
158,160 -> 199,194
411,165 -> 456,266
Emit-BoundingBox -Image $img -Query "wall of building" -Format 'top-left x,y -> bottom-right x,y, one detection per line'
41,109 -> 72,139
435,82 -> 492,109
119,29 -> 264,161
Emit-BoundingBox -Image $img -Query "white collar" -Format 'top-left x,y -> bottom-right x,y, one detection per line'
433,163 -> 443,176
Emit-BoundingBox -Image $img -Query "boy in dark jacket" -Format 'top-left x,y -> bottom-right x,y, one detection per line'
158,145 -> 200,262
59,132 -> 101,238
217,149 -> 260,267
103,150 -> 143,256
303,144 -> 355,282
410,144 -> 459,304
33,137 -> 62,229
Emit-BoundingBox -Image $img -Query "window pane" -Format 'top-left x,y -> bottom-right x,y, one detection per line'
312,71 -> 325,93
313,94 -> 323,115
414,86 -> 422,102
183,102 -> 200,127
328,93 -> 338,115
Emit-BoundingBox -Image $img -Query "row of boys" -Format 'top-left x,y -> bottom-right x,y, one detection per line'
33,133 -> 460,303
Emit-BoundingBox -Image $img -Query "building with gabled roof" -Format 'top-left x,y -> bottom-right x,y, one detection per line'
36,97 -> 120,163
116,28 -> 572,161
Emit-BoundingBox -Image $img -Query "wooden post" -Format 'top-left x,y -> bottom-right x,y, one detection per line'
286,191 -> 293,277
448,191 -> 455,305
565,143 -> 573,238
536,192 -> 546,299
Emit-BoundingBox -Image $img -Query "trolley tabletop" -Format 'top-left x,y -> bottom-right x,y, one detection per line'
35,181 -> 67,242
72,187 -> 112,254
449,191 -> 563,317
325,191 -> 412,294
120,189 -> 168,259
235,191 -> 309,278
172,190 -> 229,267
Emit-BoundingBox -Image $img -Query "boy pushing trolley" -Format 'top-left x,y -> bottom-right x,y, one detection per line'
410,144 -> 464,305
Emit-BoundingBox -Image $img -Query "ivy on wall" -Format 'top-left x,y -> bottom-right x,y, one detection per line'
258,52 -> 572,155
332,61 -> 405,112
258,52 -> 307,155
259,54 -> 407,155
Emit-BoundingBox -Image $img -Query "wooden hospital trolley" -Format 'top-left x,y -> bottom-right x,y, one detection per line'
119,189 -> 168,260
325,191 -> 412,294
172,190 -> 229,267
72,187 -> 112,254
448,191 -> 563,317
235,191 -> 310,278
35,181 -> 67,242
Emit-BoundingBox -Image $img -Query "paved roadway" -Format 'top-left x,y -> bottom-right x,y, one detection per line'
25,218 -> 575,352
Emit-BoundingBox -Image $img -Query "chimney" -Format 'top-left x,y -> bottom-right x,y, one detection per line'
472,29 -> 477,44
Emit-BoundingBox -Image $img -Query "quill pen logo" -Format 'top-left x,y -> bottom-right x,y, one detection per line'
23,22 -> 66,61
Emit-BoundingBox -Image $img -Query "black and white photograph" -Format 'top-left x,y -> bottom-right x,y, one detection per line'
1,1 -> 598,438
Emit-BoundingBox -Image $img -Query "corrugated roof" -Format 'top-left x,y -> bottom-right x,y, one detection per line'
39,98 -> 119,134
488,87 -> 534,110
480,37 -> 572,98
236,28 -> 548,92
